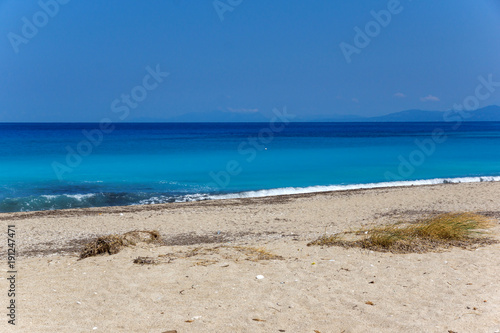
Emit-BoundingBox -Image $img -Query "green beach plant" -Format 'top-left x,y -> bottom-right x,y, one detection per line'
308,212 -> 497,253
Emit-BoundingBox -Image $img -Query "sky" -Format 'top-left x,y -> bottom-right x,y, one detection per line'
0,0 -> 500,122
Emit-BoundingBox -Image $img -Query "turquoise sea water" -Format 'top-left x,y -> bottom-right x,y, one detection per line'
1,122 -> 500,213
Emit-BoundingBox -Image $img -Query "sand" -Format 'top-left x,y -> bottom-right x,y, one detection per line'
1,182 -> 500,332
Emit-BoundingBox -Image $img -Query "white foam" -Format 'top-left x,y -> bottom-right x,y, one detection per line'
41,194 -> 97,201
139,193 -> 211,205
66,194 -> 96,201
204,176 -> 500,201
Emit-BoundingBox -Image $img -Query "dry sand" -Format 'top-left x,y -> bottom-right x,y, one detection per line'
1,182 -> 500,332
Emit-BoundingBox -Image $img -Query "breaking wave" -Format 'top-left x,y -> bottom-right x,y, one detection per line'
207,176 -> 500,200
1,175 -> 499,213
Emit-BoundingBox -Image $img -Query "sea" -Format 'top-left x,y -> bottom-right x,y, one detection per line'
1,122 -> 500,213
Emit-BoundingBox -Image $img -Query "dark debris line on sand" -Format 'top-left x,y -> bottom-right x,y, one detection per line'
13,230 -> 291,258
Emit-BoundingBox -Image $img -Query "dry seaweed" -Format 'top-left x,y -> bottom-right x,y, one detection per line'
232,246 -> 284,261
156,245 -> 283,267
133,256 -> 159,265
79,230 -> 162,259
79,234 -> 125,259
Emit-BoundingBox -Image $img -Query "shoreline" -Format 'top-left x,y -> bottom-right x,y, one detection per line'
2,176 -> 500,220
2,175 -> 500,216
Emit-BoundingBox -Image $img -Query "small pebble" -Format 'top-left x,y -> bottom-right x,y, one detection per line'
256,275 -> 265,280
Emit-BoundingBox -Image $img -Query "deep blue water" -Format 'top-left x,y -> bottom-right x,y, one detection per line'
1,122 -> 500,213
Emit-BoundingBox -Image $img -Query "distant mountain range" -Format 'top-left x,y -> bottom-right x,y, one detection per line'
149,105 -> 500,123
301,105 -> 500,122
367,105 -> 500,122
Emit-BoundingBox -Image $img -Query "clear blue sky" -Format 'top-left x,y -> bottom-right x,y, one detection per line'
1,0 -> 499,122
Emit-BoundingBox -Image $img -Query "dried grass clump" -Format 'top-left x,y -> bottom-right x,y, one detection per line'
79,234 -> 125,259
180,245 -> 283,261
308,212 -> 497,253
159,245 -> 283,266
232,246 -> 284,261
123,230 -> 162,245
79,230 -> 162,259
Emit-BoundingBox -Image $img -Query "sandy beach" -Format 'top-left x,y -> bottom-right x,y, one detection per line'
1,181 -> 500,333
